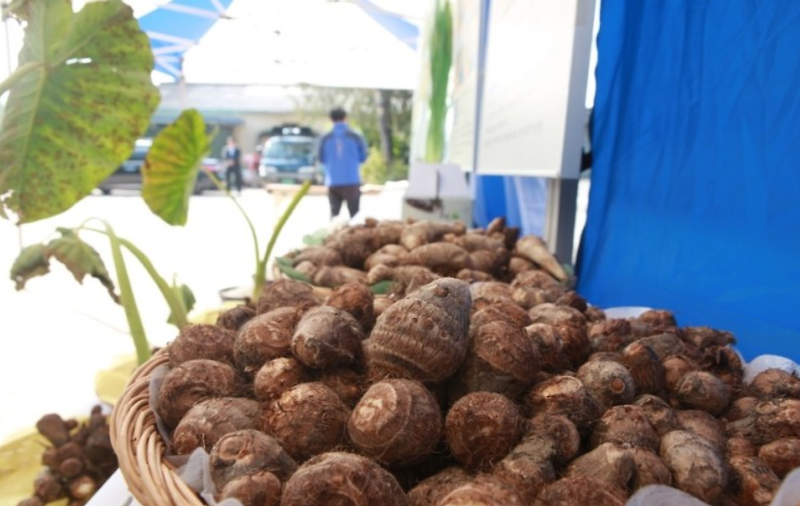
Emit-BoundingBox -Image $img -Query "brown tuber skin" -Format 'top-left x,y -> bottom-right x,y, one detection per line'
264,382 -> 350,461
316,367 -> 366,406
726,455 -> 780,506
156,359 -> 242,428
590,405 -> 660,451
445,392 -> 525,471
281,451 -> 409,506
524,375 -> 604,437
408,467 -> 472,506
313,265 -> 370,288
171,397 -> 261,454
565,442 -> 635,490
217,470 -> 281,506
748,368 -> 800,400
256,279 -> 321,315
534,475 -> 627,506
576,360 -> 637,408
216,304 -> 256,332
525,323 -> 571,372
630,447 -> 672,490
401,242 -> 472,277
291,305 -> 364,370
588,319 -> 635,353
675,409 -> 727,452
347,379 -> 442,467
435,476 -> 526,506
632,394 -> 679,436
167,323 -> 236,367
659,430 -> 729,504
234,307 -> 303,376
727,398 -> 800,445
364,278 -> 471,383
758,438 -> 800,478
253,357 -> 310,402
470,301 -> 531,329
620,340 -> 666,395
325,281 -> 376,332
209,429 -> 297,491
671,370 -> 731,416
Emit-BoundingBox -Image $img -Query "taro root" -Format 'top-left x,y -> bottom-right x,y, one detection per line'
726,455 -> 780,506
400,220 -> 466,251
528,303 -> 586,328
264,382 -> 350,461
701,345 -> 745,397
588,319 -> 634,353
209,429 -> 297,491
554,323 -> 591,368
401,242 -> 472,277
457,268 -> 494,283
445,392 -> 525,471
253,357 -> 310,402
294,260 -> 317,279
281,451 -> 408,506
373,295 -> 395,316
291,245 -> 343,267
215,305 -> 256,332
469,281 -> 514,309
171,397 -> 261,454
155,359 -> 242,428
468,249 -> 509,277
291,305 -> 364,370
511,285 -> 566,310
524,375 -> 604,437
590,405 -> 660,451
513,235 -> 568,281
347,379 -> 442,467
234,307 -> 303,376
757,438 -> 800,478
470,301 -> 531,329
637,309 -> 677,328
576,360 -> 636,408
535,475 -> 627,506
747,368 -> 800,400
492,445 -> 556,504
451,319 -> 541,400
373,220 -> 407,246
367,264 -> 439,289
364,278 -> 471,383
585,305 -> 607,322
554,291 -> 588,313
453,232 -> 505,252
255,278 -> 321,315
659,430 -> 729,503
639,333 -> 690,360
632,394 -> 679,436
728,437 -> 757,458
313,265 -> 370,288
620,341 -> 666,395
675,409 -> 727,452
662,354 -> 701,391
436,476 -> 526,506
682,325 -> 736,348
408,467 -> 472,506
565,442 -> 635,490
325,281 -> 376,332
325,225 -> 383,268
525,414 -> 581,465
723,396 -> 760,423
508,256 -> 536,277
217,470 -> 281,506
671,370 -> 731,416
365,251 -> 403,272
630,447 -> 672,490
167,323 -> 236,367
525,324 -> 571,372
728,398 -> 800,445
317,367 -> 366,406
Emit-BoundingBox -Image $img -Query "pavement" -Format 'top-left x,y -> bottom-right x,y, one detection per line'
0,179 -> 590,442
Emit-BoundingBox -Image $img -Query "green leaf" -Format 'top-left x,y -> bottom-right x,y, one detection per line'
369,280 -> 395,295
302,228 -> 330,246
0,0 -> 159,223
46,229 -> 120,304
167,282 -> 196,325
142,109 -> 213,225
9,243 -> 51,290
275,255 -> 295,268
274,260 -> 312,284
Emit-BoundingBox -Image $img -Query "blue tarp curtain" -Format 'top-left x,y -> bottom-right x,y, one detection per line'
576,1 -> 800,362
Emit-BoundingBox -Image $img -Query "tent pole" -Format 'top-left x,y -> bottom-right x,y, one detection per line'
544,177 -> 578,266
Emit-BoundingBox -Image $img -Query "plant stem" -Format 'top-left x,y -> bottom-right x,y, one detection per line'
254,180 -> 312,300
98,221 -> 151,365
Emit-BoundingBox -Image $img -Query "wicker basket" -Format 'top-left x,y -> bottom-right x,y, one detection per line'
109,349 -> 205,506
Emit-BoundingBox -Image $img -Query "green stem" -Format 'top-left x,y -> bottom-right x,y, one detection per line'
201,166 -> 261,282
98,221 -> 151,365
81,226 -> 189,328
254,180 -> 312,300
0,61 -> 45,96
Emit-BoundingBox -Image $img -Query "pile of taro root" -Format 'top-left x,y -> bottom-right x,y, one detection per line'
153,217 -> 800,506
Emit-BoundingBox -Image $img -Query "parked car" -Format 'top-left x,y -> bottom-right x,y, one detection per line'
258,126 -> 323,185
97,138 -> 222,195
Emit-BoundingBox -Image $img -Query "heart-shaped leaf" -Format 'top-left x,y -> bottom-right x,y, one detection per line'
9,243 -> 51,290
142,109 -> 213,225
46,229 -> 119,303
0,0 -> 159,223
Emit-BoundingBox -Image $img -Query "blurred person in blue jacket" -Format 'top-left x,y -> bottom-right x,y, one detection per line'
317,107 -> 368,220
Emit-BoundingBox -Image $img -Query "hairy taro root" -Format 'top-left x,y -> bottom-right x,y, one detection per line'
436,476 -> 526,506
671,370 -> 731,416
255,279 -> 321,315
253,357 -> 310,402
675,409 -> 727,452
525,323 -> 571,372
535,475 -> 627,506
513,235 -> 567,281
347,379 -> 442,467
565,442 -> 635,490
401,242 -> 472,276
659,430 -> 729,503
632,394 -> 679,436
588,319 -> 634,353
726,455 -> 780,506
313,265 -> 369,288
156,359 -> 243,428
167,323 -> 236,367
325,281 -> 376,332
620,341 -> 666,395
281,451 -> 408,506
747,368 -> 800,400
590,405 -> 660,451
407,467 -> 472,506
209,429 -> 297,491
758,438 -> 800,478
264,382 -> 350,461
291,305 -> 364,370
216,304 -> 256,332
576,360 -> 637,408
171,397 -> 261,454
234,307 -> 303,376
364,278 -> 471,383
217,470 -> 281,506
317,367 -> 366,406
524,375 -> 604,436
445,392 -> 525,470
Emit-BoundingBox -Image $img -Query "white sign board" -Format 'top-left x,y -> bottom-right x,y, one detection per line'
477,0 -> 595,179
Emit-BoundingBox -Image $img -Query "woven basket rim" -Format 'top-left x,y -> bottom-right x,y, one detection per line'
109,349 -> 205,506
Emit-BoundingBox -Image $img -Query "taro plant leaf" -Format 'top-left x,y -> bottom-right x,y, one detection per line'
9,243 -> 51,290
142,109 -> 213,226
167,281 -> 196,325
274,258 -> 312,284
46,228 -> 120,303
302,228 -> 329,246
0,0 -> 159,223
369,280 -> 394,295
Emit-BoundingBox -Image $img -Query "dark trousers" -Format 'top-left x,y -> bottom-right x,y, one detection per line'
328,184 -> 361,218
225,165 -> 243,193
